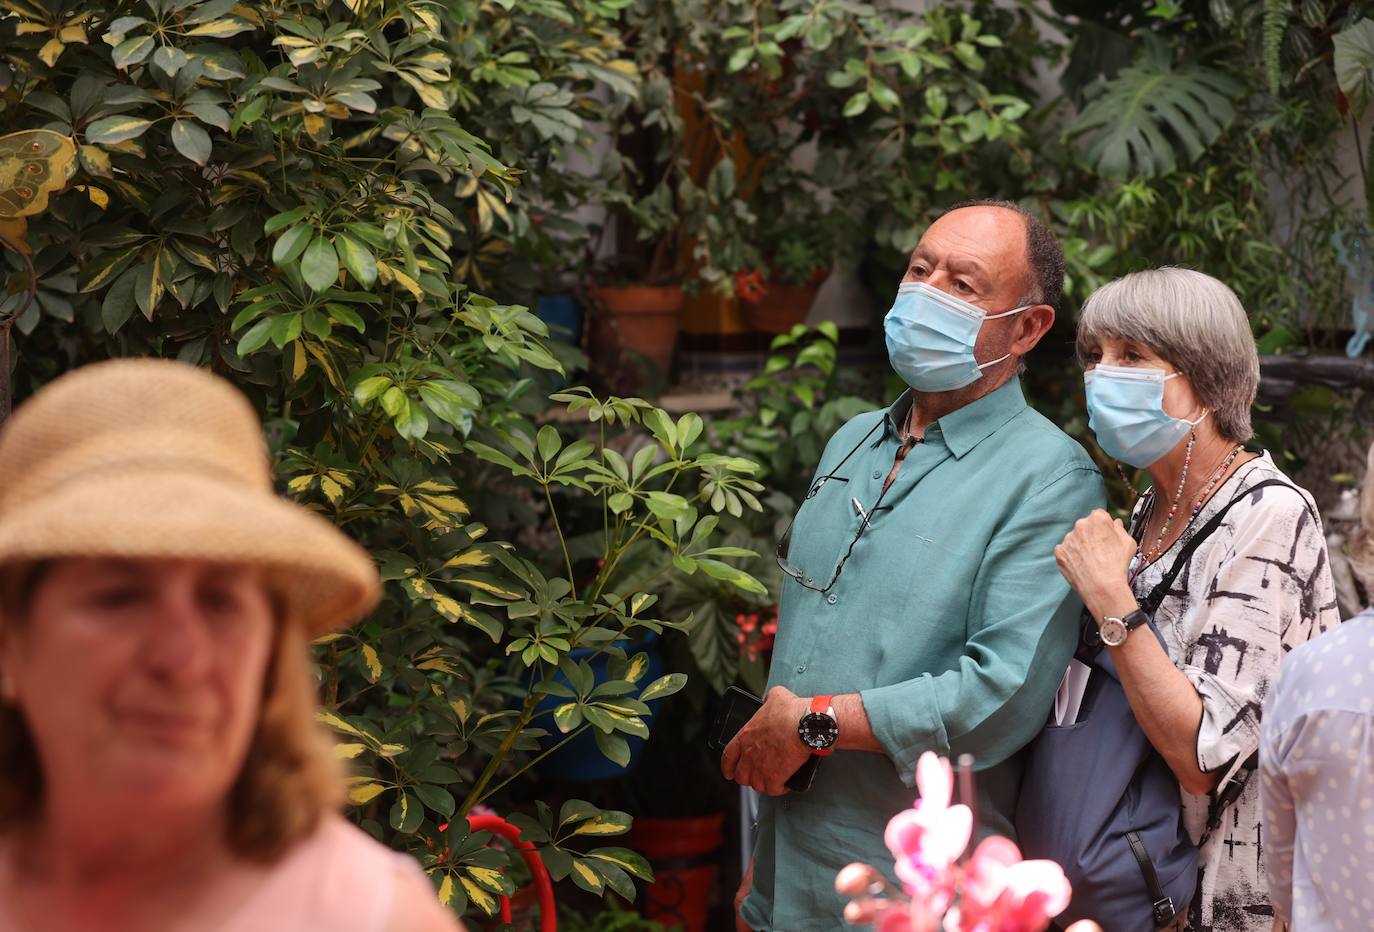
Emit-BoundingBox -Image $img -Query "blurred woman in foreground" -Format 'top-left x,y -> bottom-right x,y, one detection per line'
0,360 -> 461,932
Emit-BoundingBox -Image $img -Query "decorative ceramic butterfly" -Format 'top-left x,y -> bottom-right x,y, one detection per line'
0,129 -> 78,220
1333,228 -> 1374,359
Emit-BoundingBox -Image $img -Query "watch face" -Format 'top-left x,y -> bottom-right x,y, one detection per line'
799,711 -> 838,750
1100,617 -> 1127,647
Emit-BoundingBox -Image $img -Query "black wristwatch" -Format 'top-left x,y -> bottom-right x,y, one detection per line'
1099,608 -> 1150,647
797,695 -> 838,756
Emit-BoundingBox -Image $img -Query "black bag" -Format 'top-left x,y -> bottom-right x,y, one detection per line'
1016,478 -> 1294,931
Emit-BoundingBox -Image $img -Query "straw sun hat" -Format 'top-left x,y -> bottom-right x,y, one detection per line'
0,358 -> 380,633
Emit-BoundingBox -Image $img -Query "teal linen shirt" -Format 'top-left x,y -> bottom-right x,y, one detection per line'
739,379 -> 1104,932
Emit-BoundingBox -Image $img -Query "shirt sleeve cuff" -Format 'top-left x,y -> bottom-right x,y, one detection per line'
859,674 -> 949,788
1183,664 -> 1260,775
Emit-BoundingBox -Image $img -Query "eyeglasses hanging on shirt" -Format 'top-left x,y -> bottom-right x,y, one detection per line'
775,420 -> 923,594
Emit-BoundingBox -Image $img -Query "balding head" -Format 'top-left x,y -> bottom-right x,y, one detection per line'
937,199 -> 1065,310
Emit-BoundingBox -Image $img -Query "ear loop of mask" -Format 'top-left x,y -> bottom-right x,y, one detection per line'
1161,371 -> 1211,427
974,304 -> 1032,371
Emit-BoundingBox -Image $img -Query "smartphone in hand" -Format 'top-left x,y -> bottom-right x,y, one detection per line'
712,686 -> 821,793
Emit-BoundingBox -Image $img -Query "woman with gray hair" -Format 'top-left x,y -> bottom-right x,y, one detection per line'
1053,267 -> 1339,930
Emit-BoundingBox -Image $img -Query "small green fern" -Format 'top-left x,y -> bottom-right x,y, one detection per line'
1263,0 -> 1290,94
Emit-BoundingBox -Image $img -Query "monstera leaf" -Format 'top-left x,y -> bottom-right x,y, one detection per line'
1334,18 -> 1374,114
1067,52 -> 1242,179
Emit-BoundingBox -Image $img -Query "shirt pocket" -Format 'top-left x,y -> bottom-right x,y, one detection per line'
781,476 -> 863,591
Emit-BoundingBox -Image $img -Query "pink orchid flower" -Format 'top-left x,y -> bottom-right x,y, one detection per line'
953,836 -> 1071,932
884,752 -> 972,912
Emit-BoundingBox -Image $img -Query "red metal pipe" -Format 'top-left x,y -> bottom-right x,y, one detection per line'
467,814 -> 557,932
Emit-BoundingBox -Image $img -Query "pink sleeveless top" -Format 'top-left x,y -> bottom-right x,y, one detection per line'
218,817 -> 427,932
0,817 -> 428,932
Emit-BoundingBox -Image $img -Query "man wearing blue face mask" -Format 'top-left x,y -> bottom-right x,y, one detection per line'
723,200 -> 1105,931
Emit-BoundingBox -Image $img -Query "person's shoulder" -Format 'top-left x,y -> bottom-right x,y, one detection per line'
1277,610 -> 1374,705
1228,453 -> 1320,521
304,817 -> 461,930
1009,405 -> 1101,486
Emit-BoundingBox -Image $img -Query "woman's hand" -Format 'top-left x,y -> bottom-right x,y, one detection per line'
1054,509 -> 1139,621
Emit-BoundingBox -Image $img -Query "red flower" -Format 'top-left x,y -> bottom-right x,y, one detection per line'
734,269 -> 766,304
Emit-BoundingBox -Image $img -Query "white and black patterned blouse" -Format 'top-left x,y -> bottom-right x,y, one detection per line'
1128,452 -> 1340,932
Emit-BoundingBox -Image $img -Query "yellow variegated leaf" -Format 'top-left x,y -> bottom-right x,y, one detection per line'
287,475 -> 315,493
384,263 -> 422,299
378,742 -> 406,757
304,342 -> 344,391
415,658 -> 458,674
14,23 -> 47,35
467,866 -> 505,892
575,818 -> 625,835
73,185 -> 108,209
443,550 -> 490,569
320,474 -> 343,504
292,341 -> 307,381
348,782 -> 386,804
38,38 -> 65,67
460,876 -> 498,914
58,25 -> 87,43
570,859 -> 604,892
455,578 -> 521,599
312,632 -> 346,645
450,699 -> 470,723
317,709 -> 366,738
437,874 -> 455,906
360,644 -> 382,683
333,742 -> 367,759
417,494 -> 468,515
432,593 -> 467,621
625,654 -> 649,683
412,480 -> 454,492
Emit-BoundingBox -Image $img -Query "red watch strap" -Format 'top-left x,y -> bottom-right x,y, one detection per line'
810,694 -> 832,714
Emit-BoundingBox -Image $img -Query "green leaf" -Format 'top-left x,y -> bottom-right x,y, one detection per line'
1334,18 -> 1374,113
415,784 -> 456,819
335,234 -> 378,287
1067,57 -> 1242,179
638,672 -> 687,703
573,809 -> 632,836
301,236 -> 339,292
236,317 -> 274,356
170,120 -> 212,165
559,799 -> 601,827
272,225 -> 312,266
536,424 -> 562,463
390,791 -> 423,833
86,115 -> 154,145
111,35 -> 154,69
586,847 -> 654,882
842,92 -> 870,117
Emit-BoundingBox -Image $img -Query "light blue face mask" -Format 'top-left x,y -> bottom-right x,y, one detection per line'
1084,364 -> 1209,468
884,282 -> 1030,392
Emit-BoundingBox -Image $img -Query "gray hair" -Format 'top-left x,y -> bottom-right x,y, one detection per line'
1075,267 -> 1260,443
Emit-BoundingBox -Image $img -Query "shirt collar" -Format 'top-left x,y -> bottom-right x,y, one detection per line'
881,379 -> 1028,459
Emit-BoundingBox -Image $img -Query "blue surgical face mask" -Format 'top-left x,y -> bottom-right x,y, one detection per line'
884,282 -> 1030,392
1084,364 -> 1209,468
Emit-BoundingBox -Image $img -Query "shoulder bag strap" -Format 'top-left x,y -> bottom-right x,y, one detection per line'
1140,478 -> 1305,615
1137,476 -> 1318,842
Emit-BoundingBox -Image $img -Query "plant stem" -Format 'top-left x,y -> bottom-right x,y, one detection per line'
543,480 -> 577,597
476,722 -> 596,805
457,695 -> 536,817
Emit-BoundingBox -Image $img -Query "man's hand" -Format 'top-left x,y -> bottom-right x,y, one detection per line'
721,686 -> 812,796
734,859 -> 754,932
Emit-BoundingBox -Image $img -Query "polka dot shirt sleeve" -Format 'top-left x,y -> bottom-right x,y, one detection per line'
1261,615 -> 1374,931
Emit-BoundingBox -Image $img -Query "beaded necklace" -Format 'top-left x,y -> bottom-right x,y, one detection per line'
1139,438 -> 1244,564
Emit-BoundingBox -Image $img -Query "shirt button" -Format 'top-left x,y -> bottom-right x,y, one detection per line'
796,664 -> 806,674
872,469 -> 882,479
804,576 -> 813,585
827,595 -> 837,605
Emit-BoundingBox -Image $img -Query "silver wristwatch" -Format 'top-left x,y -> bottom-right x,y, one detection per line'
1099,608 -> 1150,647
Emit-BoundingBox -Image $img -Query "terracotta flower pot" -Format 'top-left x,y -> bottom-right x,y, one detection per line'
628,814 -> 724,932
594,285 -> 686,373
742,281 -> 822,334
